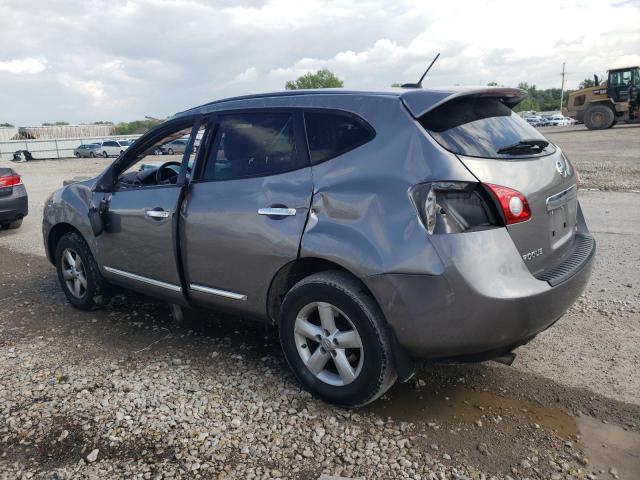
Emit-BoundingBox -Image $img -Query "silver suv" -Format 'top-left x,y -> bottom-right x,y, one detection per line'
43,87 -> 595,406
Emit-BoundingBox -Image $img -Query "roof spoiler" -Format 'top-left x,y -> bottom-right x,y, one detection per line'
401,87 -> 528,118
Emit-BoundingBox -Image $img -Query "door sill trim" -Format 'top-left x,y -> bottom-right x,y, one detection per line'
190,284 -> 247,301
104,266 -> 182,293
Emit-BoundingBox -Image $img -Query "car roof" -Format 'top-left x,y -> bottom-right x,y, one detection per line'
177,86 -> 527,119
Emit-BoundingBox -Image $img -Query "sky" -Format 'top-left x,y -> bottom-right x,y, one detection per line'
1,0 -> 639,125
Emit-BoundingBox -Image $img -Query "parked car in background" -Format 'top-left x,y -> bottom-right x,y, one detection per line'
74,143 -> 101,158
548,115 -> 571,126
160,138 -> 189,155
0,167 -> 28,229
43,87 -> 594,406
524,116 -> 544,127
99,140 -> 131,158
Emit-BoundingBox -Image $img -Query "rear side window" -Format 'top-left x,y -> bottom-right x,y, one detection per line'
419,97 -> 555,159
304,111 -> 374,164
202,112 -> 303,181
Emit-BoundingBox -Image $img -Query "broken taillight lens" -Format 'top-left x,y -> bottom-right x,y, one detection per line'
409,182 -> 502,234
484,183 -> 531,224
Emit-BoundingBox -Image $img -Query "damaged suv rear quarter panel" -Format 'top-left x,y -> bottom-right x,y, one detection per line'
299,95 -> 476,279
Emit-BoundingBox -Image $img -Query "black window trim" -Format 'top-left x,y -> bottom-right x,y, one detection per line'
302,108 -> 376,166
190,108 -> 310,184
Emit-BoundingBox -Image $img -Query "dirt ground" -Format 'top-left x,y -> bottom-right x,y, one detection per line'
1,125 -> 639,479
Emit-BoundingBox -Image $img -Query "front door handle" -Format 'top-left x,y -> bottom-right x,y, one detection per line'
146,209 -> 170,219
258,207 -> 297,217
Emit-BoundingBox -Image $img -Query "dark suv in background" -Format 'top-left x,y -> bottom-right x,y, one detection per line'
0,167 -> 28,230
43,87 -> 594,406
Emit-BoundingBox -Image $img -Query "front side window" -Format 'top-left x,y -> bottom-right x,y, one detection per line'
202,112 -> 303,181
115,120 -> 205,189
304,111 -> 374,164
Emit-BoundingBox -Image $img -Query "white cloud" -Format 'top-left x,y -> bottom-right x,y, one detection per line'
57,74 -> 107,103
0,0 -> 638,124
234,67 -> 258,82
0,57 -> 46,74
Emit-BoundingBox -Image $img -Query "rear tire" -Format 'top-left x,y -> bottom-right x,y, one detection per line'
279,271 -> 396,407
102,151 -> 108,158
1,219 -> 22,230
55,231 -> 111,310
90,152 -> 95,158
75,153 -> 80,158
584,104 -> 614,130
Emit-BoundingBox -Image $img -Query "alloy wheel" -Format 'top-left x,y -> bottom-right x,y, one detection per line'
61,248 -> 87,298
294,302 -> 364,386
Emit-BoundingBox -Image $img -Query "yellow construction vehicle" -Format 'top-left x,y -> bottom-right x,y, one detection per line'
565,66 -> 640,129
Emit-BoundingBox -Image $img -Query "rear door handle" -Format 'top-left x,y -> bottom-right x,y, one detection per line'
258,207 -> 296,217
146,209 -> 170,219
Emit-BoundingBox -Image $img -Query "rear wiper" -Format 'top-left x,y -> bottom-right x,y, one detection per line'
497,139 -> 549,155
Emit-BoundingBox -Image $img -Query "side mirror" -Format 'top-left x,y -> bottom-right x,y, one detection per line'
89,196 -> 110,236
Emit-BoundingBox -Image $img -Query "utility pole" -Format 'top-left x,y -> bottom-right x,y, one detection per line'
559,62 -> 566,113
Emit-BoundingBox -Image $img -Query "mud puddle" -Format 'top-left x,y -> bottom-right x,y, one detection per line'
367,380 -> 640,478
577,415 -> 640,479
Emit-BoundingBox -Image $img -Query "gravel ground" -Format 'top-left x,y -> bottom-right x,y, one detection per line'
1,126 -> 639,479
1,250 -> 639,479
543,124 -> 640,192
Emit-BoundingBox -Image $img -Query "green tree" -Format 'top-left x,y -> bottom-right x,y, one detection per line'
391,82 -> 403,87
0,123 -> 14,128
513,97 -> 540,113
285,69 -> 344,90
578,77 -> 598,89
42,121 -> 70,126
113,119 -> 161,135
486,81 -> 499,86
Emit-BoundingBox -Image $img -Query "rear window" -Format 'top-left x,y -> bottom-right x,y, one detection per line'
304,111 -> 374,164
419,97 -> 555,159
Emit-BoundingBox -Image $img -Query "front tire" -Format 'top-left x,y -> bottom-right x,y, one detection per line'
90,152 -> 95,158
584,104 -> 614,130
279,271 -> 396,407
55,231 -> 111,310
102,151 -> 108,158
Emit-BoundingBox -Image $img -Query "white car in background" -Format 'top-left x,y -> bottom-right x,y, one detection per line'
548,115 -> 571,126
99,139 -> 132,158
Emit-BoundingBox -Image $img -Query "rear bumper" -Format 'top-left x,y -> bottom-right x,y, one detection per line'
365,224 -> 595,360
0,185 -> 28,222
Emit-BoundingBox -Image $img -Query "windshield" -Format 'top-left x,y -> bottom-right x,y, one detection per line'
419,97 -> 555,159
120,140 -> 133,146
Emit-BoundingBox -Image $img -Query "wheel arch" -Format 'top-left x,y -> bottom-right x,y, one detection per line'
266,257 -> 352,323
267,257 -> 415,382
47,222 -> 83,264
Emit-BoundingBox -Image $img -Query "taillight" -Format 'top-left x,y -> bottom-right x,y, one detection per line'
0,173 -> 22,188
409,182 -> 502,234
484,183 -> 531,224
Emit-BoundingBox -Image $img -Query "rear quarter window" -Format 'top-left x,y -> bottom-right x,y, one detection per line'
303,111 -> 374,164
419,97 -> 555,159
